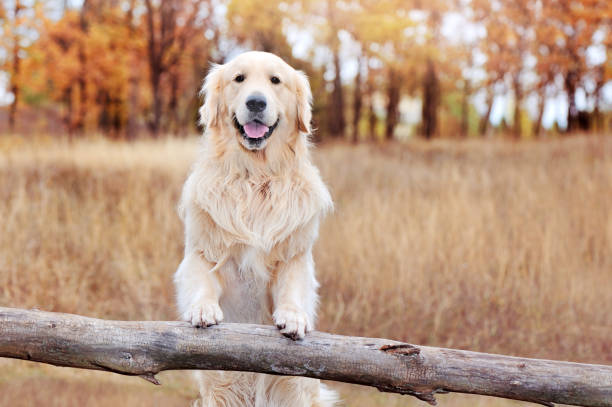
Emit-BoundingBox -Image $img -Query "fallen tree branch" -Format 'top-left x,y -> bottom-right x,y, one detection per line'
0,307 -> 610,406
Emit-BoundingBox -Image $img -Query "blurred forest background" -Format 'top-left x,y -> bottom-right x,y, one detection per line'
1,1 -> 612,406
0,0 -> 611,140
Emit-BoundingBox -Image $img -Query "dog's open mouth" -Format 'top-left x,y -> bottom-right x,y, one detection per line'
233,116 -> 279,143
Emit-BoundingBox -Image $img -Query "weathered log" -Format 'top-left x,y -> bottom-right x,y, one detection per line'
0,307 -> 610,406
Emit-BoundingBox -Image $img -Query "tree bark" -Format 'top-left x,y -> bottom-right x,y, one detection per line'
145,0 -> 162,137
460,80 -> 470,137
168,68 -> 180,134
8,0 -> 22,133
352,56 -> 363,143
366,76 -> 377,140
592,65 -> 604,133
125,0 -> 140,140
368,103 -> 377,141
479,87 -> 494,136
512,74 -> 522,139
73,0 -> 91,134
1,307 -> 611,407
565,70 -> 579,133
385,68 -> 400,140
143,0 -> 202,137
533,87 -> 546,138
421,59 -> 439,139
327,0 -> 345,138
329,50 -> 345,137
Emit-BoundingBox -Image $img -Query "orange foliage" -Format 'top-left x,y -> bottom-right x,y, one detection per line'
0,0 -> 610,138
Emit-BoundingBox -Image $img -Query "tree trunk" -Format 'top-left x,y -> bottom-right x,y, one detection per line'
367,92 -> 377,140
565,70 -> 579,133
145,0 -> 162,137
328,50 -> 345,137
125,0 -> 139,140
327,0 -> 344,138
97,90 -> 110,131
352,56 -> 363,143
533,87 -> 546,137
460,80 -> 470,137
143,0 -> 203,137
125,70 -> 140,140
168,68 -> 180,134
385,69 -> 400,140
593,65 -> 604,133
365,75 -> 377,140
479,88 -> 494,136
8,0 -> 22,133
512,74 -> 522,139
149,72 -> 162,137
1,307 -> 611,407
187,45 -> 208,134
62,87 -> 73,136
368,104 -> 377,141
421,59 -> 439,139
74,0 -> 90,134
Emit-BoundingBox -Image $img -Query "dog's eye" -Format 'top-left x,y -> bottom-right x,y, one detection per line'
270,76 -> 281,85
234,74 -> 245,83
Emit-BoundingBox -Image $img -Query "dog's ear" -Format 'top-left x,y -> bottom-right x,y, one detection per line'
199,64 -> 224,129
295,70 -> 312,134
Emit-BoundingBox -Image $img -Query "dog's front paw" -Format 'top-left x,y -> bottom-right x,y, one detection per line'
273,307 -> 311,340
182,301 -> 223,328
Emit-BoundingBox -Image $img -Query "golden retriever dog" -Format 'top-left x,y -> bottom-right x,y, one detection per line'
174,51 -> 337,407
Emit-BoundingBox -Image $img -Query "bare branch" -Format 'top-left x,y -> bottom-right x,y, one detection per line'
0,307 -> 610,407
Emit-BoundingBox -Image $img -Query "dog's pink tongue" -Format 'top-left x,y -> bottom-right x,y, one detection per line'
243,121 -> 269,139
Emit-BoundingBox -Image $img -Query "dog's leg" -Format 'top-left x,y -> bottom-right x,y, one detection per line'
271,251 -> 318,340
174,251 -> 224,327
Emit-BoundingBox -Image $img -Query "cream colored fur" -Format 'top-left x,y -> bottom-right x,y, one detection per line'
174,51 -> 336,406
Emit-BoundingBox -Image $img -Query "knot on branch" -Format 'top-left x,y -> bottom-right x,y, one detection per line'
379,343 -> 420,356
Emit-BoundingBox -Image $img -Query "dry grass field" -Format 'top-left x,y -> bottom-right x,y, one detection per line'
0,135 -> 611,406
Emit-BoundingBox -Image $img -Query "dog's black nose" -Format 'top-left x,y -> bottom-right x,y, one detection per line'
246,93 -> 267,113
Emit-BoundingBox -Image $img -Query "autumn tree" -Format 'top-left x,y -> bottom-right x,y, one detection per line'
0,0 -> 40,132
473,0 -> 526,137
505,1 -> 535,138
539,0 -> 609,132
351,0 -> 413,140
30,2 -> 134,134
4,0 -> 610,138
532,12 -> 560,137
20,0 -> 216,137
350,0 -> 462,140
226,0 -> 293,57
287,0 -> 350,138
143,0 -> 209,136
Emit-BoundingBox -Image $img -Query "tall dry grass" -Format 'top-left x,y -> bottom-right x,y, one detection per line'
316,137 -> 612,362
1,135 -> 611,405
0,138 -> 191,321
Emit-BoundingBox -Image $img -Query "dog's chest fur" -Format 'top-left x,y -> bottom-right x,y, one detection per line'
189,162 -> 329,254
182,160 -> 331,324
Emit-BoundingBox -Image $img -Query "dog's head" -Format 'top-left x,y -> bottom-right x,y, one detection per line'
200,51 -> 312,152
